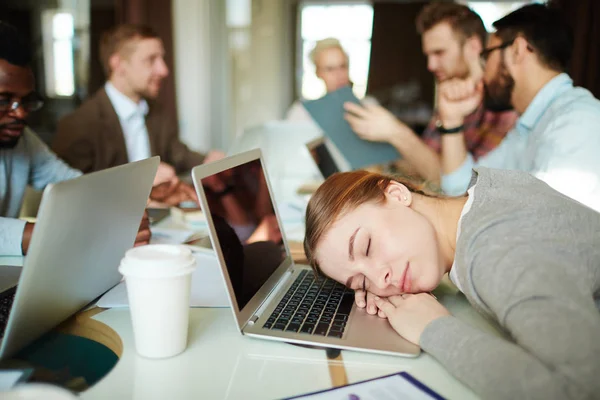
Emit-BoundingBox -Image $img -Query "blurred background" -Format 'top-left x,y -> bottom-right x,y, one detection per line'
1,0 -> 597,154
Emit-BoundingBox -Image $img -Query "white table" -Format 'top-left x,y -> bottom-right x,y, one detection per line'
3,211 -> 498,399
80,275 -> 497,399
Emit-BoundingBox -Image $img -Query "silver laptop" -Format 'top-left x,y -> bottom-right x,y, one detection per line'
305,137 -> 349,179
0,157 -> 159,359
191,149 -> 419,357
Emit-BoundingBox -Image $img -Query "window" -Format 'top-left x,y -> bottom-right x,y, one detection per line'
42,10 -> 75,97
458,1 -> 546,32
298,3 -> 374,100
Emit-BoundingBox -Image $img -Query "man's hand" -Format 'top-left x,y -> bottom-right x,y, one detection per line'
344,102 -> 411,143
437,45 -> 485,128
203,150 -> 226,164
437,79 -> 483,128
153,162 -> 178,186
374,293 -> 450,345
21,222 -> 35,255
134,211 -> 151,247
150,180 -> 198,206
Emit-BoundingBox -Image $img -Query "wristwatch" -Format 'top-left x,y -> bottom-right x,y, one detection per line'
435,120 -> 465,134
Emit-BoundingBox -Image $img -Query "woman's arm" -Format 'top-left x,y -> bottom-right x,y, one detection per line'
421,250 -> 600,400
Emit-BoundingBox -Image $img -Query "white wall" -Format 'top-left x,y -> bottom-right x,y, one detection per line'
172,0 -> 230,152
229,0 -> 294,137
172,0 -> 294,152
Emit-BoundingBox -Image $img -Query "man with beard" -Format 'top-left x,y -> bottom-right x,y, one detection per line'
344,3 -> 517,184
0,21 -> 152,255
438,4 -> 600,212
53,24 -> 223,205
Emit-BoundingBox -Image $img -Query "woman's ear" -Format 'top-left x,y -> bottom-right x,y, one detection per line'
384,181 -> 412,206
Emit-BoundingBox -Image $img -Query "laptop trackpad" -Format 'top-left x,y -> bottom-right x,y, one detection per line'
0,266 -> 22,294
347,307 -> 420,354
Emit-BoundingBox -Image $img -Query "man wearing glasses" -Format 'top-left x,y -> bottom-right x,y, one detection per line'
438,4 -> 600,212
0,22 -> 151,255
344,3 -> 517,184
0,21 -> 82,255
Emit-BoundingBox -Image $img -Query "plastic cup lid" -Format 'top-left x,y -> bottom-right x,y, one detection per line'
119,244 -> 196,278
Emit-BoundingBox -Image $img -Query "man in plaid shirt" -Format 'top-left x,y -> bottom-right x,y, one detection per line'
345,3 -> 517,186
421,103 -> 516,161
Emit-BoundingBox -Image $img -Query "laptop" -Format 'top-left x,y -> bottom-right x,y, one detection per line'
191,149 -> 420,357
305,137 -> 348,179
0,156 -> 159,359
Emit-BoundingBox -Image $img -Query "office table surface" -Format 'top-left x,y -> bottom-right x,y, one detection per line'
2,214 -> 497,399
79,276 -> 497,400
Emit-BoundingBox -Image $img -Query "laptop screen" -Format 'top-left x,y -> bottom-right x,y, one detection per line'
307,138 -> 339,179
200,159 -> 287,310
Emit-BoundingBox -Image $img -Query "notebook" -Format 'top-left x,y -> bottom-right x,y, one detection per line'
0,157 -> 158,359
191,149 -> 419,357
302,86 -> 401,170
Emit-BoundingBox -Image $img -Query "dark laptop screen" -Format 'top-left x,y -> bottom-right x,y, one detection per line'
308,140 -> 339,179
200,159 -> 287,310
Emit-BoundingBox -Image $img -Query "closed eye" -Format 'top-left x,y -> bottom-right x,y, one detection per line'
365,237 -> 371,257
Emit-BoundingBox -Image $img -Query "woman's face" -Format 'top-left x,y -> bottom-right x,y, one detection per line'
314,184 -> 445,297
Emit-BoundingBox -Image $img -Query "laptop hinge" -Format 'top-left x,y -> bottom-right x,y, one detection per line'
243,268 -> 294,329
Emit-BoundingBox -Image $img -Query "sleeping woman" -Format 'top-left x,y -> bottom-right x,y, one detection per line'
303,167 -> 600,399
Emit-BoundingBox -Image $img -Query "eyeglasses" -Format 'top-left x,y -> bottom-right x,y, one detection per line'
479,39 -> 515,63
0,95 -> 44,114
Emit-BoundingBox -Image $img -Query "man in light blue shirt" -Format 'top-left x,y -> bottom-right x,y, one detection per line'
0,22 -> 82,255
0,22 -> 151,255
436,4 -> 600,212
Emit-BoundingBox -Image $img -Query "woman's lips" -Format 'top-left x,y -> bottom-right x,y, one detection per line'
401,262 -> 411,293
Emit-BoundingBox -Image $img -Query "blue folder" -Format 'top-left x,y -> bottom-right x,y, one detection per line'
302,86 -> 401,170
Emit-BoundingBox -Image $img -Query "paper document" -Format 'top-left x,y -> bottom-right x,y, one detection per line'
302,86 -> 401,170
150,227 -> 200,245
285,372 -> 444,400
97,248 -> 229,308
0,369 -> 33,390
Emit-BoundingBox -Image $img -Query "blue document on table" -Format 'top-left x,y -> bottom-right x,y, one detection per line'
302,86 -> 401,170
283,371 -> 445,399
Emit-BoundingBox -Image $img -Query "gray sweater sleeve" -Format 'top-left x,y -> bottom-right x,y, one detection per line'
421,246 -> 600,400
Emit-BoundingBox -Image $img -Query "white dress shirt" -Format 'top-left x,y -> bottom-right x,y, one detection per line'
104,82 -> 152,162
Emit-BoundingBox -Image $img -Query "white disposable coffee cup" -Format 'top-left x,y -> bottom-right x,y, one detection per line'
119,244 -> 196,359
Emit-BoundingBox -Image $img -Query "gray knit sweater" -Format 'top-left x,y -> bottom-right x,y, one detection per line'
420,168 -> 600,400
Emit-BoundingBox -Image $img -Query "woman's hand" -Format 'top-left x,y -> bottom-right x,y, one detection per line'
354,289 -> 387,318
374,293 -> 450,345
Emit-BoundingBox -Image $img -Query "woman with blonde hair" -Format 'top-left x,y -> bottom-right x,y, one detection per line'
303,167 -> 600,399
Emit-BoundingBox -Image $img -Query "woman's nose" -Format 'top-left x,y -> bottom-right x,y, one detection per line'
380,268 -> 392,288
364,266 -> 392,290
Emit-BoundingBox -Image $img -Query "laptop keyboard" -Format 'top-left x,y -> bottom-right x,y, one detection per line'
0,290 -> 16,339
262,270 -> 354,338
